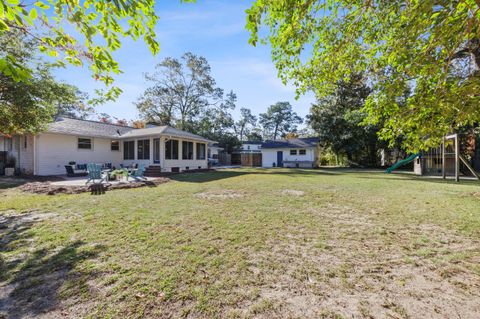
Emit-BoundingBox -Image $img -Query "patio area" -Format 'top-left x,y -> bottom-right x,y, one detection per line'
50,176 -> 159,187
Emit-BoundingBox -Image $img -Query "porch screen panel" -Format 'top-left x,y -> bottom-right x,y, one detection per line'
137,139 -> 150,160
182,141 -> 194,160
196,143 -> 206,160
165,140 -> 179,160
124,141 -> 135,160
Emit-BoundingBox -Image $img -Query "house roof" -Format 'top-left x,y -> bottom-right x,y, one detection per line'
261,137 -> 320,149
241,140 -> 263,145
46,117 -> 211,142
47,117 -> 134,138
120,125 -> 211,142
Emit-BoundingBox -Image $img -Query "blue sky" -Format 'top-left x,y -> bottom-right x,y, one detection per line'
53,0 -> 315,122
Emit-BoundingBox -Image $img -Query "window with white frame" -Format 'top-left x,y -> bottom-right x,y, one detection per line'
165,139 -> 179,160
123,141 -> 135,160
182,141 -> 194,160
290,149 -> 297,155
78,138 -> 92,150
299,149 -> 306,155
196,143 -> 206,160
111,140 -> 120,151
137,139 -> 150,160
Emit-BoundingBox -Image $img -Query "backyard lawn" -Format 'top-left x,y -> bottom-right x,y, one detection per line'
1,168 -> 479,318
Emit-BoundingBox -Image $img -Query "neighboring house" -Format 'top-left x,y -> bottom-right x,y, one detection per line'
208,142 -> 224,161
237,141 -> 262,153
232,141 -> 263,166
261,137 -> 321,168
0,117 -> 211,176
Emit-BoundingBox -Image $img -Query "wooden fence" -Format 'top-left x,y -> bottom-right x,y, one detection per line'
241,153 -> 262,167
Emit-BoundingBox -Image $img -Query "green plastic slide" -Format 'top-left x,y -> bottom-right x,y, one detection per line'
385,153 -> 421,173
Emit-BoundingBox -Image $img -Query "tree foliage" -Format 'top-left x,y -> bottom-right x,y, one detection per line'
308,74 -> 383,166
0,0 -> 195,99
259,101 -> 303,140
247,0 -> 480,151
0,29 -> 89,134
136,52 -> 236,131
235,107 -> 257,141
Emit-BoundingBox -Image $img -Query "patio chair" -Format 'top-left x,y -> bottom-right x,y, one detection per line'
86,163 -> 104,185
129,164 -> 146,180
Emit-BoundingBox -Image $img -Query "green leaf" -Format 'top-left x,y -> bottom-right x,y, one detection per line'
0,19 -> 9,31
29,8 -> 37,20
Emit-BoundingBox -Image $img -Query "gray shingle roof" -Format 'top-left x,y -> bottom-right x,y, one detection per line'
261,137 -> 320,149
47,117 -> 134,138
121,125 -> 211,142
46,117 -> 211,142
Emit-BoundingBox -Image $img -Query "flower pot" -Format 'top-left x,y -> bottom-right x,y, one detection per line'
5,167 -> 15,176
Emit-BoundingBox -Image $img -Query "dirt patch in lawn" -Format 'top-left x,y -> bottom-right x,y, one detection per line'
195,189 -> 245,200
16,178 -> 170,195
241,204 -> 480,318
280,189 -> 306,197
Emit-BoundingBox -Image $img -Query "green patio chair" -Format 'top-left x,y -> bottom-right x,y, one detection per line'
129,164 -> 146,180
86,163 -> 104,185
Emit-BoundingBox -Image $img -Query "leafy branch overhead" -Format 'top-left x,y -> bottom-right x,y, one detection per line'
247,0 -> 480,151
0,0 -> 195,100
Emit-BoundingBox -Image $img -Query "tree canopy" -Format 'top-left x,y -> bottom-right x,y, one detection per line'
136,52 -> 240,150
247,1 -> 480,152
259,102 -> 303,140
235,107 -> 257,141
136,52 -> 236,131
0,29 -> 89,134
308,74 -> 383,166
0,0 -> 192,99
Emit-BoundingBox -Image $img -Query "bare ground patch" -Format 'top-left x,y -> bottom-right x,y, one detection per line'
240,204 -> 480,318
195,189 -> 246,200
16,178 -> 170,195
280,189 -> 306,197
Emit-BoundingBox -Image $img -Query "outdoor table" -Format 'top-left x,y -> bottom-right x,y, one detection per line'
102,169 -> 112,182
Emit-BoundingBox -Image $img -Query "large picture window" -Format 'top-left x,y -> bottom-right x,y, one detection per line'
78,138 -> 92,150
165,140 -> 179,160
196,143 -> 206,160
137,139 -> 150,160
182,141 -> 194,160
123,141 -> 135,160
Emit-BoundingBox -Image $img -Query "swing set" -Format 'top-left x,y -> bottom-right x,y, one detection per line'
387,133 -> 480,182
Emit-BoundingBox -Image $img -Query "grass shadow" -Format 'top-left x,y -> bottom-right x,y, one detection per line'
0,213 -> 103,318
358,172 -> 480,186
169,167 -> 349,183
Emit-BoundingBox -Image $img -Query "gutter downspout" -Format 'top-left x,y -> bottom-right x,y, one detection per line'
33,135 -> 37,175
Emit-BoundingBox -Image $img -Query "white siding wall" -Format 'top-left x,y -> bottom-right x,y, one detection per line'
161,137 -> 208,172
35,133 -> 123,175
19,135 -> 34,174
34,133 -> 209,175
241,144 -> 262,152
262,148 -> 316,168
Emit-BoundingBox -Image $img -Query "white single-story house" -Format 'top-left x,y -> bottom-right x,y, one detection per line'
0,117 -> 211,176
207,142 -> 224,160
261,137 -> 321,168
236,141 -> 262,153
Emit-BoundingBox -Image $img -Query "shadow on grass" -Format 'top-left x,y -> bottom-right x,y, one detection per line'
169,167 -> 349,183
0,177 -> 29,190
360,172 -> 480,186
0,213 -> 102,318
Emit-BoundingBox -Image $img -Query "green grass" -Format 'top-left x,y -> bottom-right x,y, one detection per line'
1,168 -> 479,318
